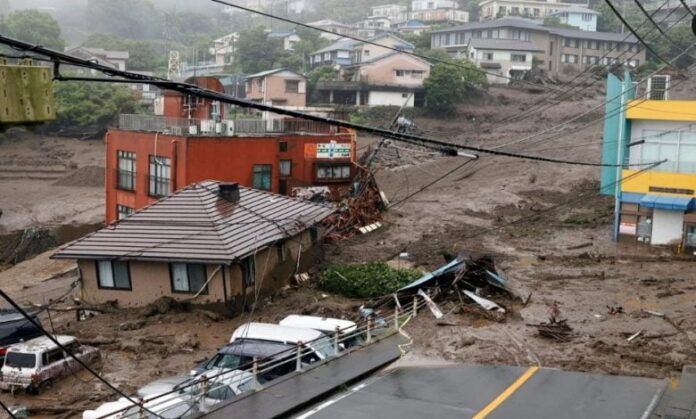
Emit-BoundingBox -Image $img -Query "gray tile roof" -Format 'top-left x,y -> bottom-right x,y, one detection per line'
431,16 -> 638,42
468,38 -> 544,51
313,38 -> 362,55
53,181 -> 334,264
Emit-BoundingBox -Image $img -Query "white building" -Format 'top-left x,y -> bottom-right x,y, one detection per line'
267,31 -> 302,51
550,6 -> 599,31
306,19 -> 356,41
210,32 -> 239,66
411,0 -> 459,11
478,0 -> 589,20
371,4 -> 409,23
463,38 -> 543,84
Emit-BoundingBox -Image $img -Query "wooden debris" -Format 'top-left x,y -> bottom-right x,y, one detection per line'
528,319 -> 574,342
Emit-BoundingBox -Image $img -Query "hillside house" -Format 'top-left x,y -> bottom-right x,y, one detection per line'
549,6 -> 599,31
245,69 -> 307,107
64,47 -> 129,71
53,181 -> 334,312
464,39 -> 543,84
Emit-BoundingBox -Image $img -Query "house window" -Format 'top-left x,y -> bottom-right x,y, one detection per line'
396,70 -> 406,77
511,54 -> 526,62
253,164 -> 272,190
316,164 -> 351,180
562,54 -> 578,64
242,256 -> 256,286
412,71 -> 424,79
149,155 -> 171,197
117,151 -> 136,191
533,8 -> 540,16
117,205 -> 134,220
285,80 -> 300,93
563,38 -> 579,48
483,52 -> 494,61
280,159 -> 292,177
279,141 -> 288,152
170,263 -> 207,294
96,260 -> 131,290
630,129 -> 696,173
583,56 -> 599,65
364,50 -> 370,57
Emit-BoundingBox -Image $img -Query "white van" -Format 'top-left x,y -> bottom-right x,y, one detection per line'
279,315 -> 363,348
230,323 -> 335,362
0,335 -> 98,393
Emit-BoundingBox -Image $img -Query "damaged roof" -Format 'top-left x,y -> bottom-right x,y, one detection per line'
53,181 -> 334,265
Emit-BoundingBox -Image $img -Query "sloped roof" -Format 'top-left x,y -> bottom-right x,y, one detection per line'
245,68 -> 306,79
313,38 -> 362,55
469,38 -> 544,52
348,50 -> 431,67
53,181 -> 334,264
268,31 -> 297,38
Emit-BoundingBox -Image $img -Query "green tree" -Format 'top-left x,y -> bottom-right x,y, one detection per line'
647,23 -> 694,68
48,81 -> 142,136
3,9 -> 65,50
235,26 -> 283,74
85,0 -> 162,39
423,59 -> 487,116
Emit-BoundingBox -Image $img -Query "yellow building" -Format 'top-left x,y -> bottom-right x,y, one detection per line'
617,100 -> 696,253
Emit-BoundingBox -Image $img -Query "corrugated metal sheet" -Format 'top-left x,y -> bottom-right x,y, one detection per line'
53,181 -> 335,264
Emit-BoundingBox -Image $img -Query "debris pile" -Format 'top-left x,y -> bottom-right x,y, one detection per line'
529,318 -> 574,342
324,169 -> 386,240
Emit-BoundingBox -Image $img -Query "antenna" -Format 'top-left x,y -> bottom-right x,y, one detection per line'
168,50 -> 181,80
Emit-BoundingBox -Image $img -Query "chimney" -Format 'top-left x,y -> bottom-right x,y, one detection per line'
218,182 -> 240,203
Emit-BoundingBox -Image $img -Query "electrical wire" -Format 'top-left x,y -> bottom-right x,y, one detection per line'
604,0 -> 672,64
389,159 -> 477,208
209,0 -> 566,94
679,0 -> 695,15
0,289 -> 165,419
0,397 -> 17,419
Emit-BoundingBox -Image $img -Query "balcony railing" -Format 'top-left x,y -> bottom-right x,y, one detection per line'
118,114 -> 338,136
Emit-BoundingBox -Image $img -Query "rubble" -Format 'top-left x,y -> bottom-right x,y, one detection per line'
324,169 -> 385,241
528,318 -> 574,342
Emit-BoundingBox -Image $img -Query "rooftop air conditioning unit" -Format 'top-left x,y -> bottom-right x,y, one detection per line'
647,75 -> 670,100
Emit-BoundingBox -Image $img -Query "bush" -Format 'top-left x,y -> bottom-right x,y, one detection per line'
322,262 -> 422,298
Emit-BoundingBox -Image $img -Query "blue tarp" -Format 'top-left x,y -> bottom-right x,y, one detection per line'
639,195 -> 695,211
398,257 -> 465,292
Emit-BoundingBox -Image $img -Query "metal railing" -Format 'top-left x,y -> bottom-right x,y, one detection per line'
118,114 -> 338,136
95,292 -> 434,419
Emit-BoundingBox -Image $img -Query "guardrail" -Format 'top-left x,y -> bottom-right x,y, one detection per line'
96,292 -> 433,419
117,114 -> 338,136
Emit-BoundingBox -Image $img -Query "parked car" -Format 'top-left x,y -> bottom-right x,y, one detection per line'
0,335 -> 99,393
0,309 -> 42,361
278,315 -> 363,348
179,369 -> 258,414
230,323 -> 335,362
191,340 -> 297,382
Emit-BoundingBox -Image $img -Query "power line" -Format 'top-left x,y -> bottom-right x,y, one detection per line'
604,0 -> 672,64
496,5 -> 687,127
389,159 -> 477,208
679,0 -> 695,15
0,289 -> 165,419
0,398 -> 17,419
209,0 -> 566,94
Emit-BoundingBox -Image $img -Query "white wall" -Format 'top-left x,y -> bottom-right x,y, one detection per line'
368,91 -> 415,106
651,209 -> 684,245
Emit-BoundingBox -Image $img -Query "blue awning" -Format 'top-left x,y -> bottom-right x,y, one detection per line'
620,192 -> 645,204
639,194 -> 695,211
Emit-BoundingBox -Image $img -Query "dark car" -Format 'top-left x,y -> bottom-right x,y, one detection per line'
0,310 -> 42,361
191,340 -> 298,383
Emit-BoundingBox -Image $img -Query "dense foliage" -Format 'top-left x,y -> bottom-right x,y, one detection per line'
2,9 -> 65,50
323,262 -> 422,298
48,81 -> 142,137
424,59 -> 487,116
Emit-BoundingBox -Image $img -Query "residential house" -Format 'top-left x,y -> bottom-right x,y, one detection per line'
371,4 -> 409,23
430,17 -> 645,75
464,39 -> 543,84
106,76 -> 356,223
245,69 -> 307,107
210,32 -> 239,66
478,0 -> 589,20
267,30 -> 302,51
64,46 -> 129,71
549,6 -> 599,31
350,33 -> 416,64
314,52 -> 431,107
310,38 -> 360,69
601,73 -> 696,253
397,19 -> 431,35
306,20 -> 356,41
53,181 -> 334,312
410,0 -> 469,23
355,17 -> 394,38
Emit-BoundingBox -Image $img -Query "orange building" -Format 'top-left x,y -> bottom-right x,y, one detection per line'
106,77 -> 356,224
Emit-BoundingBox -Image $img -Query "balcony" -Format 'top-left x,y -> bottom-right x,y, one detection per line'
117,114 -> 338,136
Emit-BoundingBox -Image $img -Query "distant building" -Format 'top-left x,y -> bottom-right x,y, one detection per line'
601,73 -> 696,253
463,39 -> 543,84
431,17 -> 646,76
245,68 -> 307,107
104,76 -> 356,223
53,181 -> 334,312
310,38 -> 360,69
549,6 -> 599,31
409,0 -> 469,23
371,3 -> 409,23
478,0 -> 589,20
355,16 -> 394,39
306,19 -> 356,41
411,0 -> 459,10
267,30 -> 302,51
210,32 -> 239,66
65,46 -> 129,71
397,19 -> 431,35
313,35 -> 429,107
